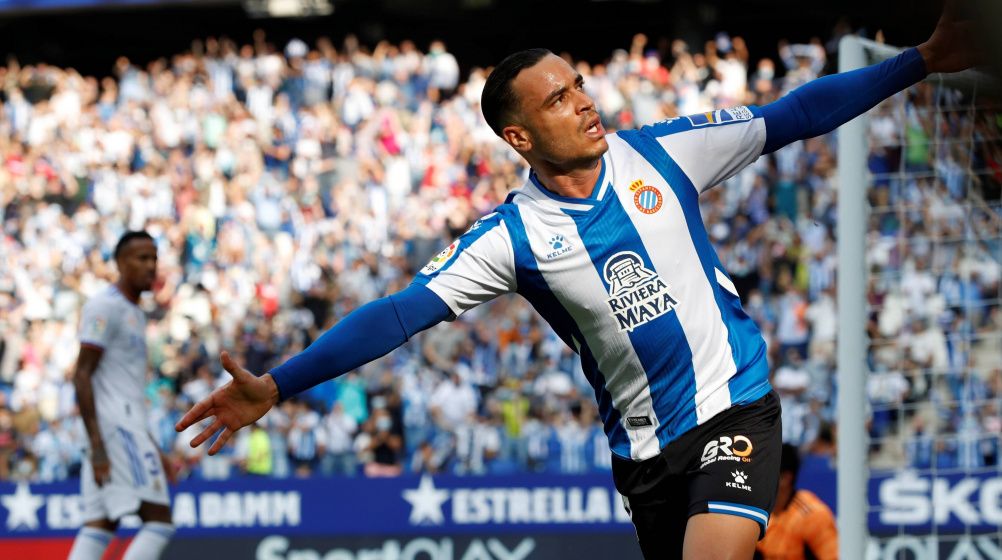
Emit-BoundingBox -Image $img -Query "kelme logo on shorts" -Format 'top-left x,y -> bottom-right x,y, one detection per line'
726,470 -> 752,492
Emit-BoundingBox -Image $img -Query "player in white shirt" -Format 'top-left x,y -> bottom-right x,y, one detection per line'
177,7 -> 976,559
68,231 -> 176,560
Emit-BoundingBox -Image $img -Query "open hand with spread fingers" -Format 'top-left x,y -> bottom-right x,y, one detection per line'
174,351 -> 281,456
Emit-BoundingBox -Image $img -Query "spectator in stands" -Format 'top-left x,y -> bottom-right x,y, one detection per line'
358,408 -> 403,477
319,401 -> 358,476
287,399 -> 321,477
235,421 -> 273,476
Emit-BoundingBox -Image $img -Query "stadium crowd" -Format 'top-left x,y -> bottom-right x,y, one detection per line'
0,27 -> 998,483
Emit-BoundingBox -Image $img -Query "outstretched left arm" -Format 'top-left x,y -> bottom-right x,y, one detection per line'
761,0 -> 982,154
760,47 -> 926,154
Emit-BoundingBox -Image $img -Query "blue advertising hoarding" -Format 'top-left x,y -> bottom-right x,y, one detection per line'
1,474 -> 635,538
868,470 -> 1002,536
4,471 -> 1002,536
2,470 -> 1001,559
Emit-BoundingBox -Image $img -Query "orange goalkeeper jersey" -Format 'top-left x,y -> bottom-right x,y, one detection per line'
757,489 -> 838,560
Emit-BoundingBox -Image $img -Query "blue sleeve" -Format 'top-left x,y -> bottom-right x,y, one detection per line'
269,283 -> 451,399
761,47 -> 928,154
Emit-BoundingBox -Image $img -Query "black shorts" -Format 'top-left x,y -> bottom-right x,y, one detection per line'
612,390 -> 782,559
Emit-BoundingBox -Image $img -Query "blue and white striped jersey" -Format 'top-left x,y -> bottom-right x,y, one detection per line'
415,106 -> 772,462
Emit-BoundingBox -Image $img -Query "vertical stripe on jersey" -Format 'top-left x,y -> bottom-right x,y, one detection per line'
502,207 -> 634,459
573,194 -> 698,444
708,253 -> 772,404
616,130 -> 751,424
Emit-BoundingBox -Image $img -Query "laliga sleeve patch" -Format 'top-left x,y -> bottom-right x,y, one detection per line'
686,106 -> 754,127
421,241 -> 460,275
80,313 -> 110,346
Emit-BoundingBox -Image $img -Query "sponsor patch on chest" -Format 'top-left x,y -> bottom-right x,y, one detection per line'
602,251 -> 679,332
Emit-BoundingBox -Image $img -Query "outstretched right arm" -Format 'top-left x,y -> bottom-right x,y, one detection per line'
178,211 -> 518,454
176,284 -> 451,454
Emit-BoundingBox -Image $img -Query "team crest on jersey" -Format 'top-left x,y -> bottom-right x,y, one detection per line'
421,241 -> 459,275
545,234 -> 573,260
629,179 -> 663,214
603,251 -> 679,332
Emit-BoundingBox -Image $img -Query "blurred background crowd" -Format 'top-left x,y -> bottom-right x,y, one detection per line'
0,23 -> 998,483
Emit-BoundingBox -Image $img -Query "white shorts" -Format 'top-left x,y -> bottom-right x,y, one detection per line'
81,423 -> 170,522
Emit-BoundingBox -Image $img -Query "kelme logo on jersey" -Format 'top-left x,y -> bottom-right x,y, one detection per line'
545,234 -> 573,260
421,241 -> 459,275
602,251 -> 679,333
629,179 -> 663,215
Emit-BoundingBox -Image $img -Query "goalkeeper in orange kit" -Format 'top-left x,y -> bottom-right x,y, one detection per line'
756,445 -> 838,560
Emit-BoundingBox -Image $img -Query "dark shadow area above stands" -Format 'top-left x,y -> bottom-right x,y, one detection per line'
0,0 -> 951,79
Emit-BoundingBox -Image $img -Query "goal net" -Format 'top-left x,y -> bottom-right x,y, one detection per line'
836,37 -> 1002,560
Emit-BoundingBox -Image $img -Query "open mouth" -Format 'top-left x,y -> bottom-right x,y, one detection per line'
584,116 -> 604,138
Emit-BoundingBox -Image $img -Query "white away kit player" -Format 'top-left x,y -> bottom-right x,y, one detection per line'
69,231 -> 175,560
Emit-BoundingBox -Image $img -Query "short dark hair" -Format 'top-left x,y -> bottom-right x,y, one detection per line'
780,443 -> 802,483
481,48 -> 552,137
114,230 -> 154,260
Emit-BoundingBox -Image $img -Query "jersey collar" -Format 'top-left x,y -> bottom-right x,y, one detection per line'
521,153 -> 611,212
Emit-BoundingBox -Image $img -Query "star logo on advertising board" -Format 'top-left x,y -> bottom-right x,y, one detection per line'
1,483 -> 45,530
402,475 -> 450,525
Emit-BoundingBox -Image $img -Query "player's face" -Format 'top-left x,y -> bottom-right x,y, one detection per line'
118,238 -> 158,293
507,54 -> 608,167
